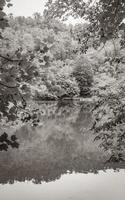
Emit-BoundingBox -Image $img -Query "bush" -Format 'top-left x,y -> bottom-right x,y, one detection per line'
73,55 -> 93,97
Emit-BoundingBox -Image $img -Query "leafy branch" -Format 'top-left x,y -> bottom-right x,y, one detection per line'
0,81 -> 18,89
0,54 -> 22,62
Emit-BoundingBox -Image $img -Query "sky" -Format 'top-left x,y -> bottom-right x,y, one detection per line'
5,0 -> 84,24
5,0 -> 48,17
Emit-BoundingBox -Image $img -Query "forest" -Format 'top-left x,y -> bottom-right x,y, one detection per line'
0,0 -> 125,162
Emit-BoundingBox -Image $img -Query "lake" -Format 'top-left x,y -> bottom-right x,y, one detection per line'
0,101 -> 125,200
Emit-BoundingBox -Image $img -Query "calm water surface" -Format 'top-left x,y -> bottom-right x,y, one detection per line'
1,170 -> 125,200
0,101 -> 125,200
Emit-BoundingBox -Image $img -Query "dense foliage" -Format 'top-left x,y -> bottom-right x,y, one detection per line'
44,0 -> 125,162
45,0 -> 125,52
0,0 -> 125,163
45,0 -> 125,37
0,12 -> 93,128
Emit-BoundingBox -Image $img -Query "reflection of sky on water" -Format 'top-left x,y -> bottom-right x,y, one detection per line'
0,170 -> 125,200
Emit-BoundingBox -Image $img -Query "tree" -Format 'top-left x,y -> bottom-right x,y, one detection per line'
0,1 -> 21,151
44,0 -> 125,162
73,55 -> 93,96
45,0 -> 125,42
0,0 -> 12,29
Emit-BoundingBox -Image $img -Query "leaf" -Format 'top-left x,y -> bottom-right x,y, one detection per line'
7,3 -> 12,7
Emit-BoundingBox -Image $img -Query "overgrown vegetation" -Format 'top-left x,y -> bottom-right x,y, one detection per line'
0,0 -> 125,162
45,0 -> 125,162
0,10 -> 93,125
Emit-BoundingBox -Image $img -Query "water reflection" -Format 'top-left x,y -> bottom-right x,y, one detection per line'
0,101 -> 125,186
0,170 -> 125,200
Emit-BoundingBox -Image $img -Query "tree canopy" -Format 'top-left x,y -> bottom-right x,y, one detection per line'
0,0 -> 12,29
0,0 -> 125,162
45,0 -> 125,41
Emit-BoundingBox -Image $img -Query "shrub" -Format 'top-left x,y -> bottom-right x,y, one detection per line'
73,55 -> 93,97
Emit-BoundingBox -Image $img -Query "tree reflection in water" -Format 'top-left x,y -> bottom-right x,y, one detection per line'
0,101 -> 125,185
